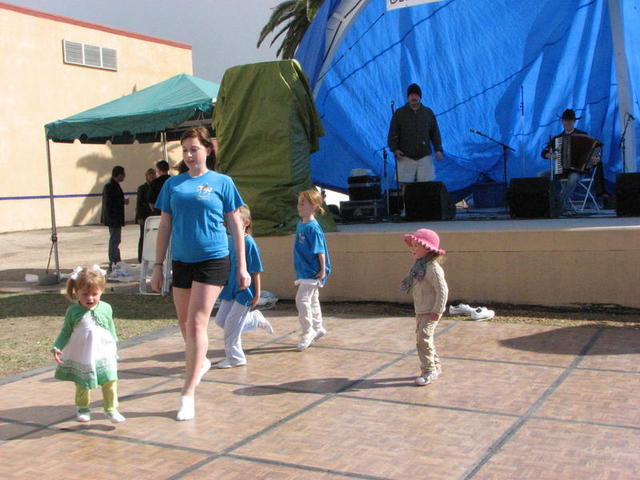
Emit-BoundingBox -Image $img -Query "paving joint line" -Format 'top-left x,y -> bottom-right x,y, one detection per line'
225,453 -> 393,480
461,328 -> 605,480
168,320 -> 461,478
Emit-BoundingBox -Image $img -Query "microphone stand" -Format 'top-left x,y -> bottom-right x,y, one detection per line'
520,86 -> 526,177
470,129 -> 516,210
388,100 -> 402,218
619,112 -> 634,174
382,148 -> 390,216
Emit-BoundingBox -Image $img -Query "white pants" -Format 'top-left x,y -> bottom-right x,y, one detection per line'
215,300 -> 261,363
397,154 -> 434,183
295,280 -> 323,334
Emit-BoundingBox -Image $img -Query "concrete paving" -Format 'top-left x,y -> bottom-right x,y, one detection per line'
1,308 -> 639,479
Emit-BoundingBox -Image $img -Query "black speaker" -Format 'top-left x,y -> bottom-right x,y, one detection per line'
616,173 -> 640,216
508,177 -> 559,218
387,189 -> 403,215
404,182 -> 455,220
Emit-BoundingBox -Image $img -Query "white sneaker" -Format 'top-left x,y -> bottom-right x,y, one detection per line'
414,369 -> 440,387
254,310 -> 274,334
257,290 -> 279,310
470,307 -> 495,321
105,410 -> 126,423
76,408 -> 91,422
196,358 -> 211,384
297,329 -> 316,351
214,358 -> 247,369
448,303 -> 475,316
313,327 -> 327,342
176,395 -> 195,421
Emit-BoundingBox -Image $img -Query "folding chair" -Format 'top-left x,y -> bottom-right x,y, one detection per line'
568,166 -> 600,212
139,216 -> 171,295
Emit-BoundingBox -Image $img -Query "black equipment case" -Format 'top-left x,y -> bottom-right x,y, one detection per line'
340,199 -> 386,220
348,175 -> 381,201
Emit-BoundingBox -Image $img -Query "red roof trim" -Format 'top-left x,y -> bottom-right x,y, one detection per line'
0,1 -> 192,50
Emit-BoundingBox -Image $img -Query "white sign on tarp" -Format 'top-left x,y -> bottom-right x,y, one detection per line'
387,0 -> 442,11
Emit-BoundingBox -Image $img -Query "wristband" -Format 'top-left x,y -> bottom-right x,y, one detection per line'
154,262 -> 163,267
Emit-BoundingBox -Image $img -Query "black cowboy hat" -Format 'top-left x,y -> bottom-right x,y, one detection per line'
559,109 -> 582,120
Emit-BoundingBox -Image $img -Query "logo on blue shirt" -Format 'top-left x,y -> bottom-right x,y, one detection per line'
196,183 -> 213,200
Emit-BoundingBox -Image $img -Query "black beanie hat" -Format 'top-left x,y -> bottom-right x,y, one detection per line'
407,83 -> 422,98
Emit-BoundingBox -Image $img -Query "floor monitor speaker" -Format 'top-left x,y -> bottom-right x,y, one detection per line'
508,177 -> 559,218
616,173 -> 640,216
404,182 -> 455,220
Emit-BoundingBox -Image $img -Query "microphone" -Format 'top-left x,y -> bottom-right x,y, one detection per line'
628,112 -> 635,121
469,128 -> 480,134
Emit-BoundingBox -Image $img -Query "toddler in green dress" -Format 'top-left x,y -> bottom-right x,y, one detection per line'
51,265 -> 125,423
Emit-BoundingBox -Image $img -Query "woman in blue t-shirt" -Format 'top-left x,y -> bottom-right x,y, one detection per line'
151,126 -> 250,421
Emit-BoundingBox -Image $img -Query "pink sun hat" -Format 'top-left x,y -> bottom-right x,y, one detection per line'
403,228 -> 446,255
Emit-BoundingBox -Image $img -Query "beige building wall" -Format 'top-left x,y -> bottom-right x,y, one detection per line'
0,3 -> 192,232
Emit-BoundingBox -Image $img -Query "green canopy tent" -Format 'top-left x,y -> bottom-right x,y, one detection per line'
43,73 -> 220,279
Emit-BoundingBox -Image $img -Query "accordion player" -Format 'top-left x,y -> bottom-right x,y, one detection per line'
547,133 -> 603,178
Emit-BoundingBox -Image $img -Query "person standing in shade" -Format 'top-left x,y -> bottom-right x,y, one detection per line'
101,166 -> 129,271
147,160 -> 171,215
388,83 -> 444,204
135,168 -> 157,263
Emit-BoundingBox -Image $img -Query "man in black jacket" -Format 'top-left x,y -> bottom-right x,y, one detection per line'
101,166 -> 128,269
388,83 -> 443,185
135,167 -> 156,262
147,160 -> 171,215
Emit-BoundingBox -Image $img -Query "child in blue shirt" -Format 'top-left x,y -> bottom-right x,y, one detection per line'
293,189 -> 331,351
214,205 -> 273,367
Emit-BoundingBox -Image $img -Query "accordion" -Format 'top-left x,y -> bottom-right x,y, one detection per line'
552,134 -> 602,176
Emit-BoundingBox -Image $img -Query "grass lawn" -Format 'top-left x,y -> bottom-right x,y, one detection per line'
0,292 -> 177,378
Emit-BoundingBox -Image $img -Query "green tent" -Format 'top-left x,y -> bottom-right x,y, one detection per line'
43,73 -> 219,280
212,60 -> 336,236
45,73 -> 219,144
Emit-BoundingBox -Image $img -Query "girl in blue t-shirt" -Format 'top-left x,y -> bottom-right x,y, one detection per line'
214,205 -> 273,368
150,126 -> 250,421
293,189 -> 331,351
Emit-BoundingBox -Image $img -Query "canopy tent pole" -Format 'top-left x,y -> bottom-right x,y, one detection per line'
44,133 -> 61,281
161,131 -> 168,162
609,0 -> 636,173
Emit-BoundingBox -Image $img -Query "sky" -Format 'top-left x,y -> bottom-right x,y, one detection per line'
9,0 -> 280,83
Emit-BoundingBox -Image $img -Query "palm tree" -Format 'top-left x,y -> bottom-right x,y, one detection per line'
257,0 -> 324,59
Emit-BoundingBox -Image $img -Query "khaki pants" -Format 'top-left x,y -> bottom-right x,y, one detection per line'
75,380 -> 118,412
416,314 -> 440,375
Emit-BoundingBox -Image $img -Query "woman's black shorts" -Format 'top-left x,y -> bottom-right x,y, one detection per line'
172,257 -> 230,289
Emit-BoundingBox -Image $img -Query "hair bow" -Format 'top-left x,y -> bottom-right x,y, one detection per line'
89,264 -> 107,276
69,264 -> 107,280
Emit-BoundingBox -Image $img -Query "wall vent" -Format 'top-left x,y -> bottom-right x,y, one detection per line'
63,40 -> 118,71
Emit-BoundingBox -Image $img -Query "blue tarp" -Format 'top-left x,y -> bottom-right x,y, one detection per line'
296,0 -> 640,194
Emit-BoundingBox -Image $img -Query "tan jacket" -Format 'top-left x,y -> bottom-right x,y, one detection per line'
411,261 -> 448,315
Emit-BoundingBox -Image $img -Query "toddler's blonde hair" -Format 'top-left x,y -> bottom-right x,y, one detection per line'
66,268 -> 106,302
238,205 -> 253,234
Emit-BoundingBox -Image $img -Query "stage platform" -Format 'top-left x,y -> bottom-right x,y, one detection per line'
0,209 -> 638,309
259,208 -> 640,309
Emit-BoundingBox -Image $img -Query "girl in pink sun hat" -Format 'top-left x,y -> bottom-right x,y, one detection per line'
400,229 -> 449,386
